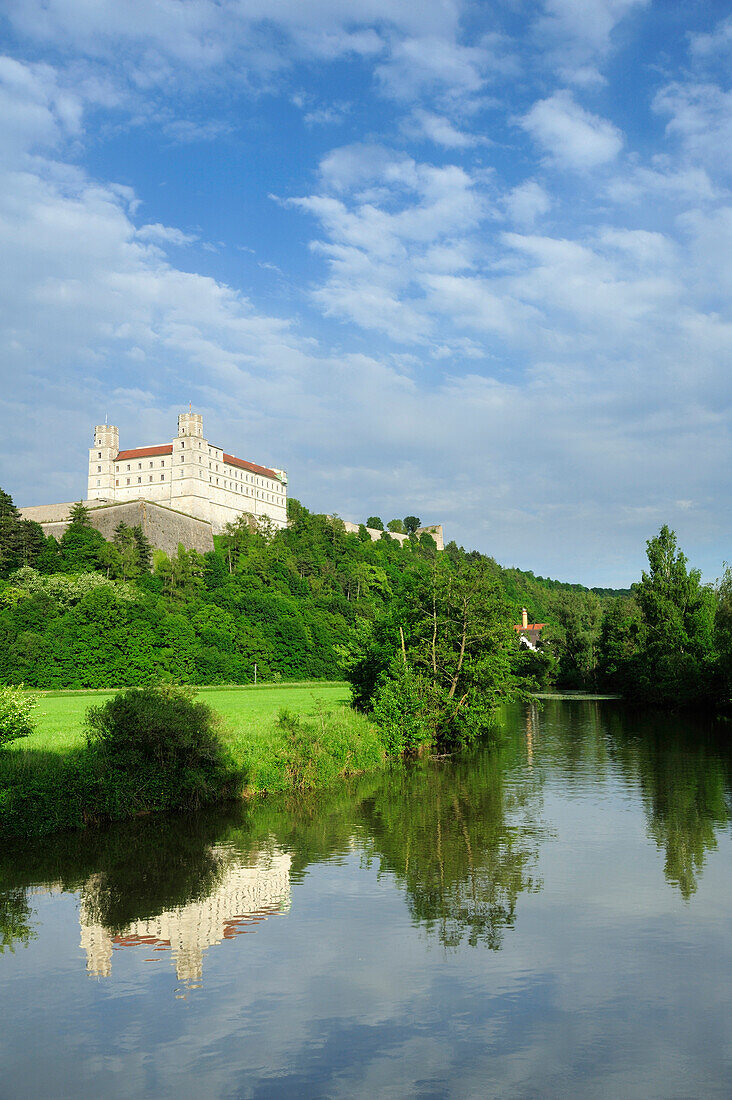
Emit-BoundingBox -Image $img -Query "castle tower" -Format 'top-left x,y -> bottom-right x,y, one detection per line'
172,410 -> 208,509
177,412 -> 203,438
88,424 -> 119,501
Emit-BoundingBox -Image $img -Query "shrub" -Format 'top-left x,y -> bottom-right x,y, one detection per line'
86,684 -> 239,811
0,685 -> 36,748
371,659 -> 438,757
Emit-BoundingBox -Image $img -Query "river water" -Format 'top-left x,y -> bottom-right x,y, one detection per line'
2,700 -> 732,1098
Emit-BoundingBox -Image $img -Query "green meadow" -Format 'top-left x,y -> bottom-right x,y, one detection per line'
1,682 -> 388,837
20,682 -> 352,755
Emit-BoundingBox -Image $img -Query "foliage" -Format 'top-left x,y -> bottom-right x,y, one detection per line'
0,685 -> 36,747
601,526 -> 718,706
371,658 -> 439,756
86,684 -> 237,810
0,490 -> 46,577
0,487 -> 625,693
349,556 -> 522,751
540,590 -> 603,689
365,516 -> 384,530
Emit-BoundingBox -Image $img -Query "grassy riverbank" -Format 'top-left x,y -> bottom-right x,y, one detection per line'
1,682 -> 389,838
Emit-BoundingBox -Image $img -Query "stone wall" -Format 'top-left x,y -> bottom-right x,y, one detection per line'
20,499 -> 215,557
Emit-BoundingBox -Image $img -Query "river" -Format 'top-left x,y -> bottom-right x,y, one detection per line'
2,700 -> 732,1098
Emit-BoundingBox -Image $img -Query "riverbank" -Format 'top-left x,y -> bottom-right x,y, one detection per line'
0,683 -> 389,838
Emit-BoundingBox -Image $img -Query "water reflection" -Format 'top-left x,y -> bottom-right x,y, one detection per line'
80,850 -> 291,981
361,749 -> 546,949
1,812 -> 291,984
0,888 -> 36,955
2,701 -> 732,984
605,711 -> 732,899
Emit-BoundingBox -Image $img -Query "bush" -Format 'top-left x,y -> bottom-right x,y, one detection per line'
86,684 -> 239,811
371,659 -> 438,757
0,686 -> 36,748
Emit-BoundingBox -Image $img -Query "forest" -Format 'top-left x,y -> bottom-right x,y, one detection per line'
0,488 -> 730,712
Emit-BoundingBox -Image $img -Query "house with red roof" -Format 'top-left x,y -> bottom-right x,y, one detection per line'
513,608 -> 546,651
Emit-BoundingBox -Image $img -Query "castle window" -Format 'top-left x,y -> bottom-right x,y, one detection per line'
126,478 -> 130,485
97,465 -> 101,473
161,474 -> 165,481
98,452 -> 102,458
115,480 -> 119,487
180,456 -> 184,463
96,480 -> 100,487
161,460 -> 165,467
126,465 -> 130,471
181,441 -> 185,448
149,462 -> 153,468
149,476 -> 153,483
137,477 -> 141,484
138,463 -> 142,470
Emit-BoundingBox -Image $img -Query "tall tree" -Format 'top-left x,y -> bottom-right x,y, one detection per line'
629,526 -> 716,705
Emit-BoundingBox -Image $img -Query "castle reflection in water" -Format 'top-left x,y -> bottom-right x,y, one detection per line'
79,849 -> 291,983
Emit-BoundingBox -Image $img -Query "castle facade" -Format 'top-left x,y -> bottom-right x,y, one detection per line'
88,412 -> 287,533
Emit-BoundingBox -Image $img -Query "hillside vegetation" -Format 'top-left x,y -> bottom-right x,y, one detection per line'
1,488 -> 729,711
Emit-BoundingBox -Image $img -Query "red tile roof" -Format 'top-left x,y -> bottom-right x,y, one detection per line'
513,624 -> 546,632
115,445 -> 173,461
113,443 -> 282,480
223,452 -> 279,480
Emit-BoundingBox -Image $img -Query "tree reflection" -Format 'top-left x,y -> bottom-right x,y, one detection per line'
0,887 -> 36,954
360,747 -> 545,948
607,712 -> 731,899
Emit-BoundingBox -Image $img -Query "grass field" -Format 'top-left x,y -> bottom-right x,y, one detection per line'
19,681 -> 352,756
1,681 -> 387,836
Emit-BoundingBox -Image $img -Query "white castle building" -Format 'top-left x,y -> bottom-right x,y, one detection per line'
88,412 -> 288,533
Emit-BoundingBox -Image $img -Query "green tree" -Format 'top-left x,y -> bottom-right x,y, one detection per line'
387,518 -> 405,534
113,522 -> 141,581
351,557 -> 521,750
132,526 -> 153,573
403,515 -> 421,536
366,516 -> 384,531
60,503 -> 107,574
629,526 -> 716,705
541,590 -> 603,689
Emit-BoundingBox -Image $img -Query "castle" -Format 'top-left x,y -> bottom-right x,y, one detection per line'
21,411 -> 444,555
88,412 -> 288,533
77,849 -> 292,984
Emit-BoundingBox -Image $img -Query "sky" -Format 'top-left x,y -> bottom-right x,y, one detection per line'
0,0 -> 730,588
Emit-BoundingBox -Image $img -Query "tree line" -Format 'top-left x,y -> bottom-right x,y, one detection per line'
0,486 -> 730,715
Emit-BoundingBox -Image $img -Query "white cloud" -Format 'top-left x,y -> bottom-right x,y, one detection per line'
504,180 -> 551,226
520,90 -> 623,170
606,160 -> 720,205
406,109 -> 480,149
654,82 -> 732,178
375,36 -> 490,102
136,223 -> 197,246
690,15 -> 732,59
536,0 -> 649,82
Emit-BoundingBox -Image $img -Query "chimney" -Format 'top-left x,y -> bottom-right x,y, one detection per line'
521,608 -> 528,629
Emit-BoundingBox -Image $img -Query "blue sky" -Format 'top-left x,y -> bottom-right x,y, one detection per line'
0,0 -> 730,586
